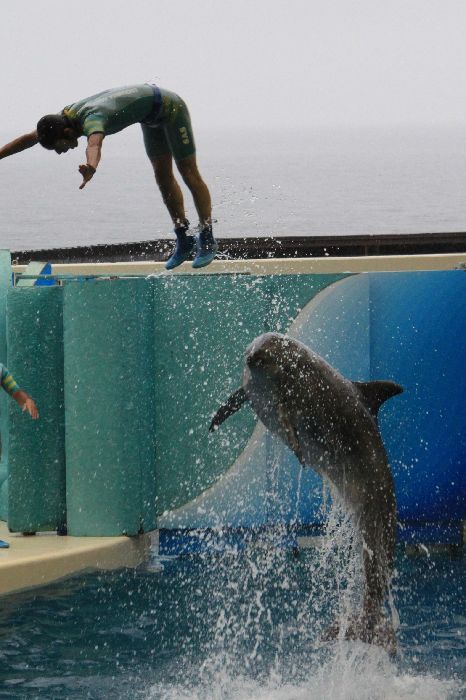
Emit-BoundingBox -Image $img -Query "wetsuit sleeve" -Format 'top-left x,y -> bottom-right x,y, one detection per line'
82,113 -> 107,137
0,366 -> 20,395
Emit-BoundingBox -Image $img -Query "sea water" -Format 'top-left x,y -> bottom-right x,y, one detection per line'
1,124 -> 466,251
0,522 -> 464,699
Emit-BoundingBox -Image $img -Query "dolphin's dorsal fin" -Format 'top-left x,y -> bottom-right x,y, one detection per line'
353,380 -> 404,418
209,387 -> 248,432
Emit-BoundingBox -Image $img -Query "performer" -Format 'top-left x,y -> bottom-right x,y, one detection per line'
0,83 -> 217,269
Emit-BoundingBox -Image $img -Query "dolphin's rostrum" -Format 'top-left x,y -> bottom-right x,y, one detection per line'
210,332 -> 403,652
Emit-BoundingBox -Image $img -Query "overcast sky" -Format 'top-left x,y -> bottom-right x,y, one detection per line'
1,0 -> 466,134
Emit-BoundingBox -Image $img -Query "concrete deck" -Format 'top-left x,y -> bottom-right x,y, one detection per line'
0,521 -> 151,596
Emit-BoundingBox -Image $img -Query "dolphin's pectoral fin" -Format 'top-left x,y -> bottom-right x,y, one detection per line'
277,403 -> 306,466
353,380 -> 404,419
209,388 -> 248,432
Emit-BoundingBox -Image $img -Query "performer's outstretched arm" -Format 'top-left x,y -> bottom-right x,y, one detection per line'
0,130 -> 38,160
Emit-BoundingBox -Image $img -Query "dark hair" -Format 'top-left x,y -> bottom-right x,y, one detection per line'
36,114 -> 71,149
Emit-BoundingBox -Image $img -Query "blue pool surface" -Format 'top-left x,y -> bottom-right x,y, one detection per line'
0,535 -> 464,700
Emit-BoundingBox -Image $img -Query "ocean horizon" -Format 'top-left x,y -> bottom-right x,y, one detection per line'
1,123 -> 465,252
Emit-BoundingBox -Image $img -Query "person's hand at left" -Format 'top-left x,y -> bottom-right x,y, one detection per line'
79,163 -> 96,189
12,390 -> 40,419
22,397 -> 39,419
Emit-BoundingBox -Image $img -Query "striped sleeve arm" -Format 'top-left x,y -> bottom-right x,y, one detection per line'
0,365 -> 20,395
82,114 -> 106,137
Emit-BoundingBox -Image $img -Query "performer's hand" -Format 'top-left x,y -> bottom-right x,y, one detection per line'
22,397 -> 39,420
79,163 -> 96,189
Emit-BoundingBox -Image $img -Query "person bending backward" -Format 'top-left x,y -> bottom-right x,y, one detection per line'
0,84 -> 218,269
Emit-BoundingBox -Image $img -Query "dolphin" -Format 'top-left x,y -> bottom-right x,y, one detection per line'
210,332 -> 403,652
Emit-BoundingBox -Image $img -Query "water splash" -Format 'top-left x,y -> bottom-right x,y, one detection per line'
145,468 -> 462,700
148,646 -> 463,700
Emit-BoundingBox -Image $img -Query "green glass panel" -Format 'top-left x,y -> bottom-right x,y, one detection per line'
7,287 -> 65,532
64,279 -> 156,536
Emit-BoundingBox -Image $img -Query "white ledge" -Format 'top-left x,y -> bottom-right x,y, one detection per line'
0,521 -> 151,596
11,253 -> 466,278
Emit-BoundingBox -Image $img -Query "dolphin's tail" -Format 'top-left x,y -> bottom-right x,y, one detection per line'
322,613 -> 397,656
209,387 -> 248,431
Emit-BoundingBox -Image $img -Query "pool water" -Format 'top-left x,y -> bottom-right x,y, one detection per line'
0,528 -> 464,700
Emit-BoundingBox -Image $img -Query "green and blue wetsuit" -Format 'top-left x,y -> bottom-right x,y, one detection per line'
63,84 -> 196,162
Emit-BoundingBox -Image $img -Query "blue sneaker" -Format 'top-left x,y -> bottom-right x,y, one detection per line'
192,233 -> 218,269
165,235 -> 196,270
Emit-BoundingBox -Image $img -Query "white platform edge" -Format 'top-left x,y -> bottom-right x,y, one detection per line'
0,521 -> 152,597
12,252 -> 466,277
